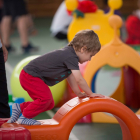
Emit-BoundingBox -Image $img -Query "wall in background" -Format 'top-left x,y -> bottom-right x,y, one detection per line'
120,0 -> 137,16
26,0 -> 63,17
26,0 -> 138,17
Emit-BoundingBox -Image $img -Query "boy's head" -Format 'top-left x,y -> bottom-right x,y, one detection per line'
68,29 -> 101,53
68,29 -> 101,64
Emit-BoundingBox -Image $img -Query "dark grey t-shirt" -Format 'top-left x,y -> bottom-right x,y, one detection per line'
23,46 -> 79,86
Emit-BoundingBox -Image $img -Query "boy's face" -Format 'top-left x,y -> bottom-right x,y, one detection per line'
78,46 -> 98,64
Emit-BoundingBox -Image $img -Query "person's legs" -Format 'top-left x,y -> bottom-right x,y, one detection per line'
16,15 -> 38,53
27,14 -> 38,36
0,48 -> 10,118
17,70 -> 54,125
13,0 -> 38,53
17,15 -> 29,47
1,16 -> 12,47
1,0 -> 16,52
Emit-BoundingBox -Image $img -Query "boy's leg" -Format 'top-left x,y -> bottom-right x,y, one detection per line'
18,70 -> 54,125
18,100 -> 55,125
18,114 -> 41,125
8,101 -> 41,125
7,101 -> 32,123
7,103 -> 21,123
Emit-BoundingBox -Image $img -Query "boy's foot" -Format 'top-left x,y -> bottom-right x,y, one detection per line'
6,45 -> 16,53
7,103 -> 21,123
18,115 -> 41,125
22,44 -> 39,53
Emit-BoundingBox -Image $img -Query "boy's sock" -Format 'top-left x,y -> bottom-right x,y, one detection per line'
7,103 -> 21,123
18,115 -> 41,125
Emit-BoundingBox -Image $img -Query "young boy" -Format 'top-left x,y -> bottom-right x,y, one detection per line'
7,29 -> 104,125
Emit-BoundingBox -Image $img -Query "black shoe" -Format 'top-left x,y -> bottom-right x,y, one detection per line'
22,44 -> 39,53
6,45 -> 16,52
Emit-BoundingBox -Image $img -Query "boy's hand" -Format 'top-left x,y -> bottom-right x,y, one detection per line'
89,93 -> 105,98
77,92 -> 89,98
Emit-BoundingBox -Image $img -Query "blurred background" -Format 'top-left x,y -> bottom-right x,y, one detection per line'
1,0 -> 140,139
26,0 -> 137,17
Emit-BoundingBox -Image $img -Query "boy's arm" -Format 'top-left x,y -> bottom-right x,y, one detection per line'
67,73 -> 88,97
71,70 -> 105,98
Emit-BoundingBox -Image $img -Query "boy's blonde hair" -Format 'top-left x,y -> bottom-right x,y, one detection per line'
68,29 -> 101,52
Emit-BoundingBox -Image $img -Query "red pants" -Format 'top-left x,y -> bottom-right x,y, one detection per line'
19,70 -> 55,118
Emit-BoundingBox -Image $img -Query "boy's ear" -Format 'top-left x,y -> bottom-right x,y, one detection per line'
81,46 -> 87,53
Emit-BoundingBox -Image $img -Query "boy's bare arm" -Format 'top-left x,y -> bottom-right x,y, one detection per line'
71,70 -> 105,98
67,73 -> 88,97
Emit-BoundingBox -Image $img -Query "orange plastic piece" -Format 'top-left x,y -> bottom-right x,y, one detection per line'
83,15 -> 140,123
2,97 -> 140,140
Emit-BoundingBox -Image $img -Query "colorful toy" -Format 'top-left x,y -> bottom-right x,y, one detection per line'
65,0 -> 122,45
66,0 -> 98,16
84,15 -> 140,123
2,96 -> 140,140
125,15 -> 140,45
10,55 -> 66,106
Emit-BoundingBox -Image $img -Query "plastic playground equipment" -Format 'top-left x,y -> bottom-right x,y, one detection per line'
65,0 -> 122,45
1,96 -> 140,140
84,15 -> 140,123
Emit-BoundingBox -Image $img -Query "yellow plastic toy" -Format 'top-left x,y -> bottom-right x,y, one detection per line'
65,0 -> 122,45
65,0 -> 78,11
84,15 -> 140,123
